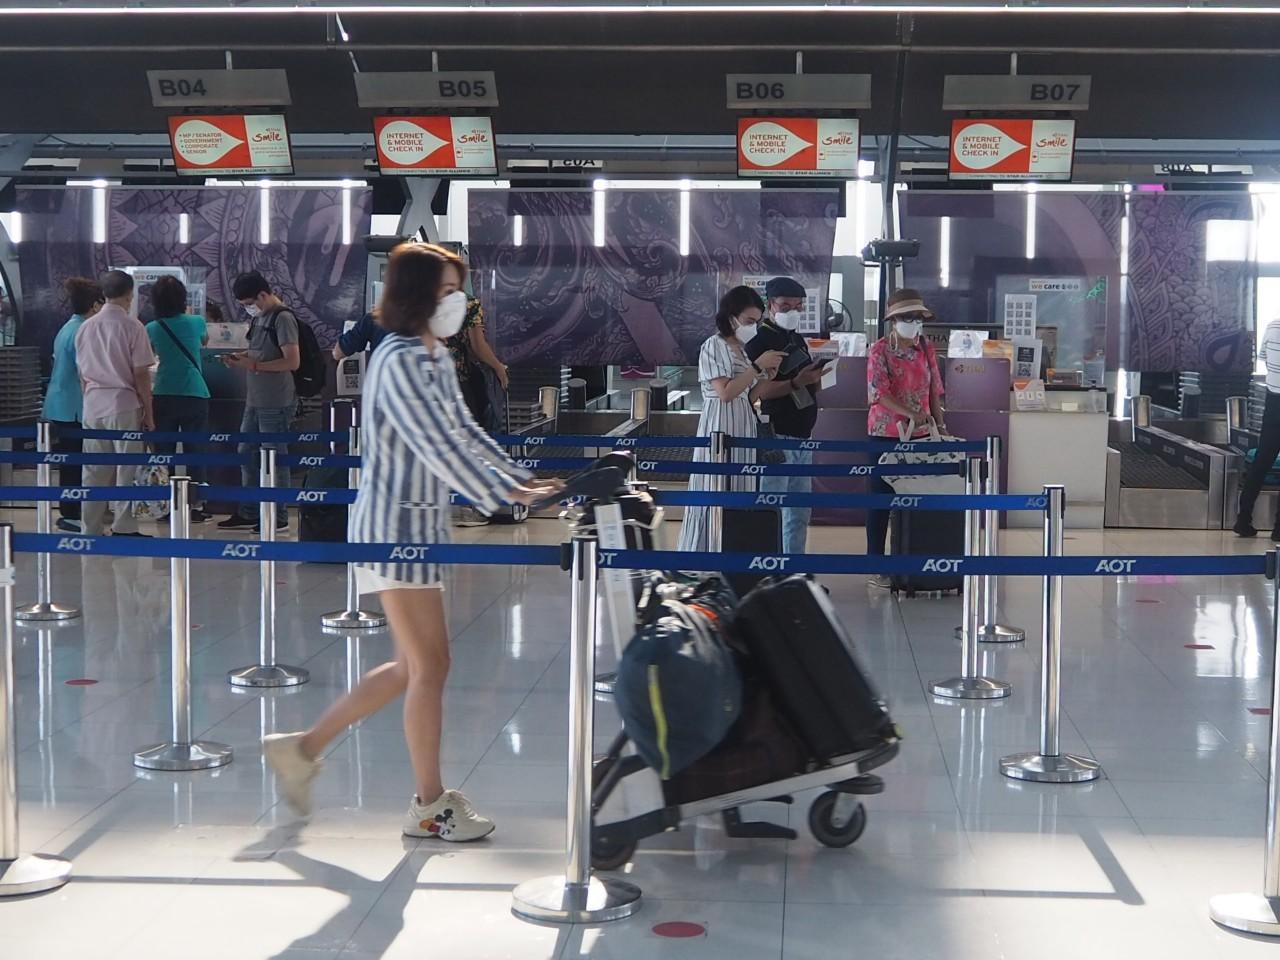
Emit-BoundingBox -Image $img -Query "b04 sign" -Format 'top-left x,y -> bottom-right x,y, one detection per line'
168,115 -> 293,177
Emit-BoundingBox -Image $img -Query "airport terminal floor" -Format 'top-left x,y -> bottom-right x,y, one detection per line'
0,510 -> 1276,960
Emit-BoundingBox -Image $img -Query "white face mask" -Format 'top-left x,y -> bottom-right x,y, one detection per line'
430,291 -> 468,339
894,319 -> 923,341
772,310 -> 803,331
734,322 -> 758,344
242,303 -> 262,319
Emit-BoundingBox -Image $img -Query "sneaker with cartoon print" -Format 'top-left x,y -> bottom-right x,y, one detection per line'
402,789 -> 495,842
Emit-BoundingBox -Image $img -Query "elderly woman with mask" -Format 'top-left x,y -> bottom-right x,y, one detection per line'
864,288 -> 946,586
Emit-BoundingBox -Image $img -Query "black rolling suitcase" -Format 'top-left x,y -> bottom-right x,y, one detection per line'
722,507 -> 782,599
299,466 -> 348,559
732,576 -> 897,762
888,508 -> 965,594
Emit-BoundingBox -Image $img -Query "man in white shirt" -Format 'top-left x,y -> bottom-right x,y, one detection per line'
1234,318 -> 1280,538
75,270 -> 155,537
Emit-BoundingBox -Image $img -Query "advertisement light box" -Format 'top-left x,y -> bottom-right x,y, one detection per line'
737,117 -> 860,179
949,118 -> 1076,182
168,114 -> 293,177
374,116 -> 497,177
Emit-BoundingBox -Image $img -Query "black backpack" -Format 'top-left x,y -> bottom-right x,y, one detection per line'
265,307 -> 326,398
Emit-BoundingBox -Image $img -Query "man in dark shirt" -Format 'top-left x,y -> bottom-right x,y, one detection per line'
756,276 -> 825,554
332,312 -> 388,360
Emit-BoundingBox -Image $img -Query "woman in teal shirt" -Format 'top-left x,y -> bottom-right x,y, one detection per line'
43,277 -> 103,532
145,275 -> 212,523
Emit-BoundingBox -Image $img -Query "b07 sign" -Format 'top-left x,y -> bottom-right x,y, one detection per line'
737,117 -> 860,179
949,118 -> 1076,182
373,116 -> 497,177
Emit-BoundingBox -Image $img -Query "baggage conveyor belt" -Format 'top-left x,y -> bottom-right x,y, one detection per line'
1106,429 -> 1233,529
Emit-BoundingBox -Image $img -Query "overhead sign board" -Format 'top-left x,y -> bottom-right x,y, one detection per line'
355,71 -> 499,109
949,118 -> 1076,182
374,116 -> 497,176
737,117 -> 860,179
943,75 -> 1091,112
168,114 -> 293,177
726,74 -> 872,110
148,69 -> 291,107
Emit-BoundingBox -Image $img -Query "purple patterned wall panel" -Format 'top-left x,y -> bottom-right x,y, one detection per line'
1125,193 -> 1255,373
468,188 -> 839,366
16,186 -> 371,371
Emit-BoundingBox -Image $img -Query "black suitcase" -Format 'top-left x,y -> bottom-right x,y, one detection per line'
889,508 -> 965,594
732,576 -> 897,762
299,466 -> 348,555
722,507 -> 782,599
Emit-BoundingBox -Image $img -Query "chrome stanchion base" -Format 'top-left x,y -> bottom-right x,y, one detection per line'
594,672 -> 617,696
14,601 -> 81,622
133,740 -> 233,772
0,854 -> 73,897
1000,751 -> 1101,783
320,609 -> 387,630
978,623 -> 1026,644
227,664 -> 310,688
1210,893 -> 1280,936
512,874 -> 642,924
930,676 -> 1011,700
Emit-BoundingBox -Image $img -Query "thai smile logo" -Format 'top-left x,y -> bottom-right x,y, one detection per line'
741,121 -> 812,167
954,123 -> 1027,169
173,120 -> 245,166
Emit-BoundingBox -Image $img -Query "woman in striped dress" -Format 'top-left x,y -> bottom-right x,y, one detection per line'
677,286 -> 785,553
264,243 -> 560,842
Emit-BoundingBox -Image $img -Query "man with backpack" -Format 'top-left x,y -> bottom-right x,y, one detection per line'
218,271 -> 311,532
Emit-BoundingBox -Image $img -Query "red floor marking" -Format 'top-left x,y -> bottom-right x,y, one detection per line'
65,678 -> 98,686
653,922 -> 706,939
1184,644 -> 1214,650
1249,707 -> 1272,716
192,624 -> 202,631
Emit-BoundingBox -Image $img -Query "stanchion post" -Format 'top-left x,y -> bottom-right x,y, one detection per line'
322,405 -> 386,630
978,435 -> 1024,644
931,458 -> 1011,701
15,421 -> 81,622
708,431 -> 728,552
0,523 -> 73,896
999,485 -> 1100,783
952,457 -> 986,643
228,450 -> 310,689
1210,547 -> 1280,934
134,479 -> 233,772
513,533 -> 641,923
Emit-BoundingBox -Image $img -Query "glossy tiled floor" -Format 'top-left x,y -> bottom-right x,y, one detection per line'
3,507 -> 1280,959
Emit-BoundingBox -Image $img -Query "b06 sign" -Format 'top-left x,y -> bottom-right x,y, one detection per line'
374,116 -> 497,177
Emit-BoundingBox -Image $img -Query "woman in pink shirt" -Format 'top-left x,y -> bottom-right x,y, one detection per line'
865,289 -> 946,576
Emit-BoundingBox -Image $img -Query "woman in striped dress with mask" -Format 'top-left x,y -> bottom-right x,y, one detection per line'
677,286 -> 785,553
264,243 -> 561,841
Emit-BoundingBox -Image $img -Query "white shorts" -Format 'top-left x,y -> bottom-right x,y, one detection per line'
354,566 -> 442,596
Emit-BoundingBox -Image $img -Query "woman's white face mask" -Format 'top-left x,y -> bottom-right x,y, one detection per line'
430,291 -> 468,339
734,321 -> 759,344
894,319 -> 924,341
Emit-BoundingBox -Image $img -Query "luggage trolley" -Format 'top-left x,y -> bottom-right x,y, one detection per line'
552,455 -> 900,871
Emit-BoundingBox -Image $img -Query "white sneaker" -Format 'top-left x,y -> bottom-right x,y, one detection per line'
453,506 -> 490,528
263,732 -> 322,818
867,574 -> 894,590
403,790 -> 495,842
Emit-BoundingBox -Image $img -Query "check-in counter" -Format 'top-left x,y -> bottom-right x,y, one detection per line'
810,357 -> 1011,526
1008,403 -> 1109,529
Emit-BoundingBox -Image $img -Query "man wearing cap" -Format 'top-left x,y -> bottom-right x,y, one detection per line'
755,276 -> 827,555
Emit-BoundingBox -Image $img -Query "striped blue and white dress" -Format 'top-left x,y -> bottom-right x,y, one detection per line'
350,334 -> 533,587
676,333 -> 758,553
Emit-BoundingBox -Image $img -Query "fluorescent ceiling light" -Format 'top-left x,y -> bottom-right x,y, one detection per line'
939,216 -> 951,288
678,180 -> 691,257
259,182 -> 271,245
593,179 -> 606,248
0,212 -> 21,244
513,213 -> 524,247
178,212 -> 190,244
1024,186 -> 1036,260
92,184 -> 107,244
6,3 -> 1280,15
341,179 -> 354,245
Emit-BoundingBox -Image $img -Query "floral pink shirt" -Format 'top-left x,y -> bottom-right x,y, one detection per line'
867,336 -> 944,438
